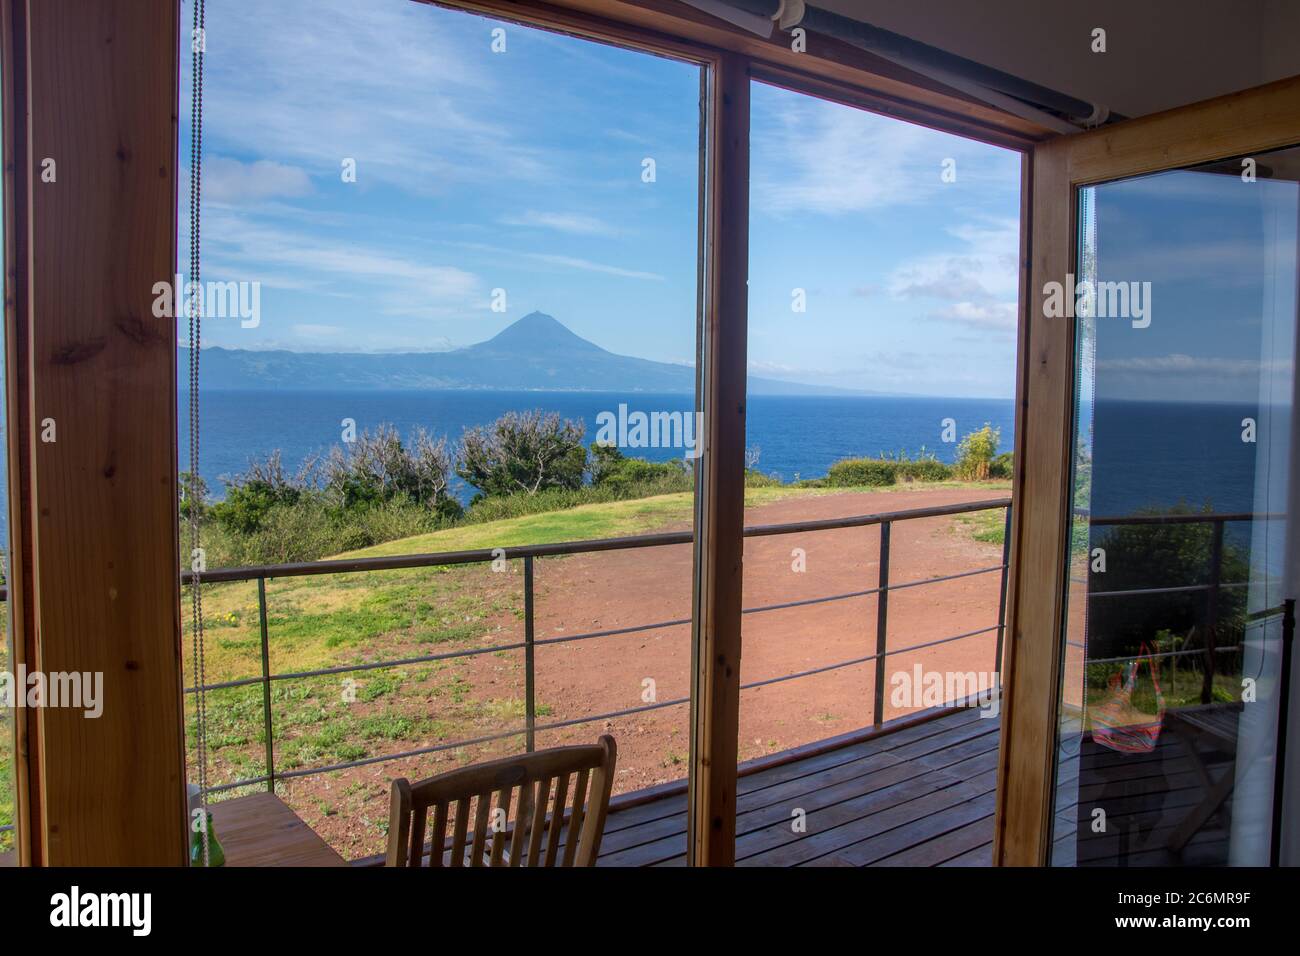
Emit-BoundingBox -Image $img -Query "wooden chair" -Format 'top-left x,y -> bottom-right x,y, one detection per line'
386,735 -> 617,867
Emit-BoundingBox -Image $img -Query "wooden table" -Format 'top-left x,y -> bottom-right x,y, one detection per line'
209,792 -> 346,867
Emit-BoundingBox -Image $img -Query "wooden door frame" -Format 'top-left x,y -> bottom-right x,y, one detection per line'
0,0 -> 1057,866
994,73 -> 1300,866
2,0 -> 187,865
428,0 -> 1047,865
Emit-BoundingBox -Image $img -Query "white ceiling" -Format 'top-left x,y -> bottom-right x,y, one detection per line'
813,0 -> 1300,118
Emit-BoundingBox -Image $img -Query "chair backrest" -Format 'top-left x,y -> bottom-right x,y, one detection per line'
386,735 -> 617,867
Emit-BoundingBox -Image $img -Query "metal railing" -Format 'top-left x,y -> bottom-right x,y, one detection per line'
1071,510 -> 1288,702
179,497 -> 1014,796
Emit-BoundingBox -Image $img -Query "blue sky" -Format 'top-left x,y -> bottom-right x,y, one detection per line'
1085,163 -> 1298,405
180,0 -> 1024,398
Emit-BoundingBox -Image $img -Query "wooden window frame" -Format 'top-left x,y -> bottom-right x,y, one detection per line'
426,0 -> 1051,866
994,74 -> 1300,866
2,0 -> 187,865
4,0 -> 1059,866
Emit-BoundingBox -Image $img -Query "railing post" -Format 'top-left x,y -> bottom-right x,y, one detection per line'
873,521 -> 891,727
524,555 -> 536,753
995,504 -> 1012,675
1271,598 -> 1296,866
1201,519 -> 1224,704
257,576 -> 275,793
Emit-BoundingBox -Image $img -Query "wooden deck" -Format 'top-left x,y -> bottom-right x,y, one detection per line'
596,706 -> 999,866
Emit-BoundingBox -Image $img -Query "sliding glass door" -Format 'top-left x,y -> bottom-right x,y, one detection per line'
1051,145 -> 1299,865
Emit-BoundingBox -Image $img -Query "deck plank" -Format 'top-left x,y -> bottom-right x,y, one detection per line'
594,707 -> 1002,867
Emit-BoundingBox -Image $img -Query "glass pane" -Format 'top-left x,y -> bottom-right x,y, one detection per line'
1053,145 -> 1300,866
738,79 -> 1021,865
179,0 -> 702,864
0,62 -> 13,864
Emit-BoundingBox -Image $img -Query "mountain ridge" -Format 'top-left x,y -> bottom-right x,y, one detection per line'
184,311 -> 869,395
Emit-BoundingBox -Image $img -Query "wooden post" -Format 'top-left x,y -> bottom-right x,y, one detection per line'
687,52 -> 748,867
3,0 -> 186,864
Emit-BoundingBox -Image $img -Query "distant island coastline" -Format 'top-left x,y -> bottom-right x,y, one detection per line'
181,311 -> 875,396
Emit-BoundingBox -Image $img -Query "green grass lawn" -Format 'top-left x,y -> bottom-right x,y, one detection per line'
3,479 -> 1011,857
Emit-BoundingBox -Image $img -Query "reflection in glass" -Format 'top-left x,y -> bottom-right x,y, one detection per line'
1053,147 -> 1300,866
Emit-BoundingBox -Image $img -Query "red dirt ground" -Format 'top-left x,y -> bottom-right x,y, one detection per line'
277,486 -> 1008,859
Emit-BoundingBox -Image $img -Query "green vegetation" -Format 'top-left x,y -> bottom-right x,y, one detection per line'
954,424 -> 1000,481
818,432 -> 1011,489
195,415 -> 1012,568
457,410 -> 587,501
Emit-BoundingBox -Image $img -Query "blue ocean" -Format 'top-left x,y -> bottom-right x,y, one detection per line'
176,390 -> 1016,505
0,393 -> 1277,543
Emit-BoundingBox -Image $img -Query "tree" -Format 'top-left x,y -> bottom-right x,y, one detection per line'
322,424 -> 460,519
457,410 -> 586,499
179,470 -> 209,522
954,424 -> 1000,481
209,450 -> 304,535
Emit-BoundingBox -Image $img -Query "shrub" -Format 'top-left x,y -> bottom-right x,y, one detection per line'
826,458 -> 898,487
210,451 -> 304,535
894,459 -> 952,482
954,425 -> 1000,481
589,443 -> 690,489
990,451 -> 1014,479
457,410 -> 587,500
179,471 -> 209,522
322,424 -> 461,521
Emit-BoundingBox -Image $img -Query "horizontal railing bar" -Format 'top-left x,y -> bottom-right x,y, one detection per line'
183,564 -> 1011,694
206,696 -> 694,793
183,640 -> 529,694
1089,582 -> 1218,599
533,616 -> 691,647
1087,511 -> 1284,527
197,620 -> 999,794
739,498 -> 1012,538
884,563 -> 1004,593
1082,644 -> 1242,666
181,497 -> 1013,586
886,624 -> 1003,657
741,653 -> 879,690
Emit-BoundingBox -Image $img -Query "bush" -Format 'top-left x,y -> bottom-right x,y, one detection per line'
210,451 -> 304,535
894,459 -> 952,482
990,451 -> 1014,479
825,451 -> 955,487
826,458 -> 898,487
322,424 -> 461,521
954,425 -> 1000,481
457,410 -> 587,500
589,443 -> 690,490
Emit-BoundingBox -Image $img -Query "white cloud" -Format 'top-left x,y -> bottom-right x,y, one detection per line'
187,0 -> 548,195
500,210 -> 616,236
1097,354 -> 1293,376
205,157 -> 313,203
292,323 -> 344,339
750,90 -> 1017,217
525,252 -> 664,281
203,209 -> 483,318
888,218 -> 1020,333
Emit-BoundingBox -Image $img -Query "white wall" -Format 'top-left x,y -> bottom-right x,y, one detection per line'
815,0 -> 1298,117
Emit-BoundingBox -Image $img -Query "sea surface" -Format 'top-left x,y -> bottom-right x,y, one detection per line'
0,392 -> 1282,544
176,390 -> 1016,504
